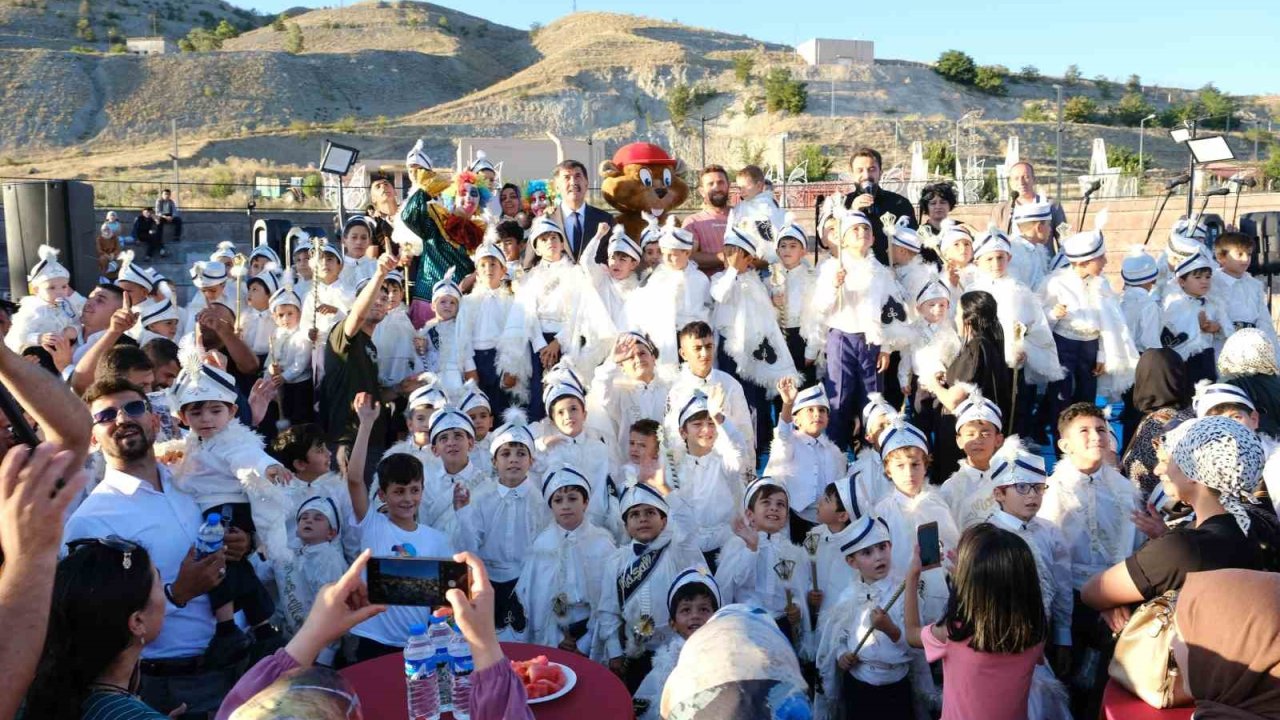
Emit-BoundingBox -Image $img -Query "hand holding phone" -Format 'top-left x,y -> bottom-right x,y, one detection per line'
917,521 -> 941,570
367,556 -> 471,607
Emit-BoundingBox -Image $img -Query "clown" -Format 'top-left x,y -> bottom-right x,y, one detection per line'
524,179 -> 552,218
394,139 -> 479,325
441,170 -> 492,254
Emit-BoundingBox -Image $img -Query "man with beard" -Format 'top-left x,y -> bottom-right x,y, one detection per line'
683,165 -> 731,276
323,253 -> 401,485
64,377 -> 251,716
71,283 -> 125,364
368,177 -> 399,256
842,147 -> 917,265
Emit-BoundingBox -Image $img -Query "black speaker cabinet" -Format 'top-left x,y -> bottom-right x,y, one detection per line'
4,180 -> 97,297
1240,211 -> 1280,275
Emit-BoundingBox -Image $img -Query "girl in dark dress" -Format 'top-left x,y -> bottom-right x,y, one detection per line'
930,291 -> 1013,481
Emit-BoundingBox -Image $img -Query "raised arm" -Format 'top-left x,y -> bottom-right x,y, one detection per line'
2,342 -> 92,468
343,253 -> 397,339
344,393 -> 380,523
70,294 -> 138,395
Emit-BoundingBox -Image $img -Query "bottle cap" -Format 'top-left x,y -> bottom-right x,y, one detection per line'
409,622 -> 427,635
206,513 -> 221,525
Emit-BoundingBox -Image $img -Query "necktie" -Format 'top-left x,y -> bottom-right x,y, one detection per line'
571,211 -> 583,256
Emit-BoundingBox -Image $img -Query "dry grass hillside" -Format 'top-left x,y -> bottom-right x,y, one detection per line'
0,0 -> 260,50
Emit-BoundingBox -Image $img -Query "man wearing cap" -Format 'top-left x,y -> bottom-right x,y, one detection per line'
841,148 -> 917,265
547,159 -> 614,265
321,253 -> 399,484
990,162 -> 1068,239
681,165 -> 731,276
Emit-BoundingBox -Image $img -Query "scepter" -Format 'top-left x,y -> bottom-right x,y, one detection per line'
231,254 -> 247,332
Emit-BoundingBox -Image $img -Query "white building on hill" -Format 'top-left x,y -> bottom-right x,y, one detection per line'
796,38 -> 874,66
125,37 -> 175,56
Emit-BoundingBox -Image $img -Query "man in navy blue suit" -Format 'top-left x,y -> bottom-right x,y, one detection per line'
547,159 -> 615,265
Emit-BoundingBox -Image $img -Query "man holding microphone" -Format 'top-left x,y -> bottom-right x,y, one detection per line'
841,147 -> 917,265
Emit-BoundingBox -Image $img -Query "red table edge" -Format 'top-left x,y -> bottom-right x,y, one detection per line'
1100,679 -> 1194,720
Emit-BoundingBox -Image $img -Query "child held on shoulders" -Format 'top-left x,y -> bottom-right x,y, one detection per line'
269,422 -> 359,560
5,244 -> 79,353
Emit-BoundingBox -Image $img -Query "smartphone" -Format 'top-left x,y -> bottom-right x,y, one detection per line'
367,556 -> 471,607
917,521 -> 941,570
0,384 -> 40,449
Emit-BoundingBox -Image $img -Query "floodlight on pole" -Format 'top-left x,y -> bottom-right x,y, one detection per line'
320,140 -> 360,225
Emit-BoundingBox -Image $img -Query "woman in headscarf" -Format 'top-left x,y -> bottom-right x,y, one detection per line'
1219,328 -> 1280,438
1173,568 -> 1280,719
659,604 -> 811,720
1120,348 -> 1194,495
1082,417 -> 1277,632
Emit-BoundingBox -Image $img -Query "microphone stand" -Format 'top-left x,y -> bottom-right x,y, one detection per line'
1231,183 -> 1246,228
1142,189 -> 1178,247
1077,190 -> 1097,234
1006,191 -> 1019,234
1196,191 -> 1227,226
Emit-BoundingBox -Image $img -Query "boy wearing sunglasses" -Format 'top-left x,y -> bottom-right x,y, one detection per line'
987,438 -> 1072,674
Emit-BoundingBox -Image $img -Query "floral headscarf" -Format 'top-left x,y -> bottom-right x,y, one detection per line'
1172,416 -> 1264,533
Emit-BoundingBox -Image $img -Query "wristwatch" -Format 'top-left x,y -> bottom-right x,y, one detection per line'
164,582 -> 187,608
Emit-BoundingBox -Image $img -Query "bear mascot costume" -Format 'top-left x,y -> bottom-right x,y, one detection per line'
599,142 -> 690,242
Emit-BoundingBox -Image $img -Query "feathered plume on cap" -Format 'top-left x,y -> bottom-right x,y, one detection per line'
987,435 -> 1047,488
878,416 -> 930,458
638,211 -> 663,248
468,150 -> 496,174
972,222 -> 1012,259
457,378 -> 491,413
889,215 -> 923,254
406,138 -> 432,171
190,260 -> 230,288
210,241 -> 237,262
27,244 -> 70,286
490,406 -> 536,456
115,249 -> 155,292
607,223 -> 642,261
776,211 -> 808,247
1061,208 -> 1108,264
169,347 -> 239,410
657,214 -> 694,251
269,273 -> 302,312
954,385 -> 1003,429
431,266 -> 462,301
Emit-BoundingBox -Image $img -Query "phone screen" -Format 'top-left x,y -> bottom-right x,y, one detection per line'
367,556 -> 471,607
917,521 -> 941,569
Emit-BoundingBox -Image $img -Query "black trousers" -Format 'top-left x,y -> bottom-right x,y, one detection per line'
840,673 -> 912,719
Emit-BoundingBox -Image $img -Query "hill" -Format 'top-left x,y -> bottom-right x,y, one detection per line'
0,0 -> 261,51
0,2 -> 1268,197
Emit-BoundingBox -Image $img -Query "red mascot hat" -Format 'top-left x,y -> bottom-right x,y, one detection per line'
611,142 -> 677,167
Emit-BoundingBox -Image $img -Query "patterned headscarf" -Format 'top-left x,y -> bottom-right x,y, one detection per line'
1218,328 -> 1280,379
1172,416 -> 1264,534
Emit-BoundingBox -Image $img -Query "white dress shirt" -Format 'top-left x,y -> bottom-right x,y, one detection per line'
666,366 -> 755,459
453,478 -> 549,583
63,466 -> 216,660
1039,458 -> 1140,589
764,421 -> 848,522
988,508 -> 1074,646
462,283 -> 514,352
936,459 -> 1002,531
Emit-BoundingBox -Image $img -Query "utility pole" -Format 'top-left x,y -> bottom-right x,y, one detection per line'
1053,84 -> 1063,200
171,118 -> 180,193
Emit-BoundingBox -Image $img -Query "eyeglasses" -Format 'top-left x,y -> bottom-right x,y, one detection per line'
91,400 -> 149,426
67,535 -> 140,570
1010,483 -> 1047,496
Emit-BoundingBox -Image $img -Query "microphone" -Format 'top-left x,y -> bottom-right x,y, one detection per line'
1231,175 -> 1258,188
1204,186 -> 1231,197
1009,189 -> 1020,204
1083,179 -> 1102,199
1165,174 -> 1191,190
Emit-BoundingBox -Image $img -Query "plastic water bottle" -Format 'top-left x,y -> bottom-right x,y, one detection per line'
427,615 -> 453,710
404,623 -> 439,720
195,514 -> 225,559
448,623 -> 474,720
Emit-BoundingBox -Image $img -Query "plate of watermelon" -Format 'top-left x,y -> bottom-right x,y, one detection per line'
511,655 -> 576,704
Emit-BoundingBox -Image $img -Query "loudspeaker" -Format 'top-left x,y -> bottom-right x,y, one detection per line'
251,218 -> 293,265
1240,211 -> 1280,275
4,180 -> 97,298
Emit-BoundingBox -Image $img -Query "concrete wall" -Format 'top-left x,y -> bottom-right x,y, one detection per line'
797,39 -> 874,66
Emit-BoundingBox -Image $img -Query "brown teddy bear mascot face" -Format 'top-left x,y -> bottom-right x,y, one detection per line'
600,142 -> 690,244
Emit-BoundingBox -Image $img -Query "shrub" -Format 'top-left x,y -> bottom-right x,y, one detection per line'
1094,75 -> 1113,99
213,19 -> 238,39
284,22 -> 303,53
181,27 -> 222,51
208,169 -> 235,199
1110,92 -> 1156,126
735,139 -> 764,167
792,144 -> 834,181
974,65 -> 1007,96
1063,96 -> 1098,123
1262,146 -> 1280,188
1021,100 -> 1052,122
1126,74 -> 1142,93
667,83 -> 693,128
763,68 -> 806,114
1106,145 -> 1149,176
935,50 -> 977,85
1019,65 -> 1040,82
924,140 -> 956,177
335,116 -> 356,133
271,14 -> 286,31
732,53 -> 754,85
1197,83 -> 1235,130
1063,64 -> 1081,85
108,42 -> 125,53
301,173 -> 323,198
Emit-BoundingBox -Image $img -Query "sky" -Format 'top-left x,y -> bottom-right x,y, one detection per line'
242,0 -> 1279,97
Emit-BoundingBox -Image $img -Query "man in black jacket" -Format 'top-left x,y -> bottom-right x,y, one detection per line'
132,207 -> 161,260
842,147 -> 917,265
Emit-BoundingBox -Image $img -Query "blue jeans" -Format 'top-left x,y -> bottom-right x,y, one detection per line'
823,329 -> 881,451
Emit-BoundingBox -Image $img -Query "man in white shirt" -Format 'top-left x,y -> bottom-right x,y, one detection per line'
64,377 -> 245,716
545,159 -> 615,265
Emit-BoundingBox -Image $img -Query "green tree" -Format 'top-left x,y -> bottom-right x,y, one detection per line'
208,169 -> 235,199
667,83 -> 693,127
732,53 -> 754,86
75,17 -> 95,41
924,140 -> 956,178
974,65 -> 1007,96
934,50 -> 977,85
1094,75 -> 1113,99
1063,96 -> 1098,123
1126,74 -> 1142,93
213,19 -> 238,39
1262,145 -> 1280,187
301,173 -> 323,198
1019,65 -> 1040,82
1197,83 -> 1235,129
335,116 -> 356,133
271,13 -> 286,31
1111,92 -> 1156,126
763,68 -> 806,114
1106,145 -> 1150,176
1063,64 -> 1081,85
283,22 -> 303,54
1021,100 -> 1052,122
790,144 -> 834,181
